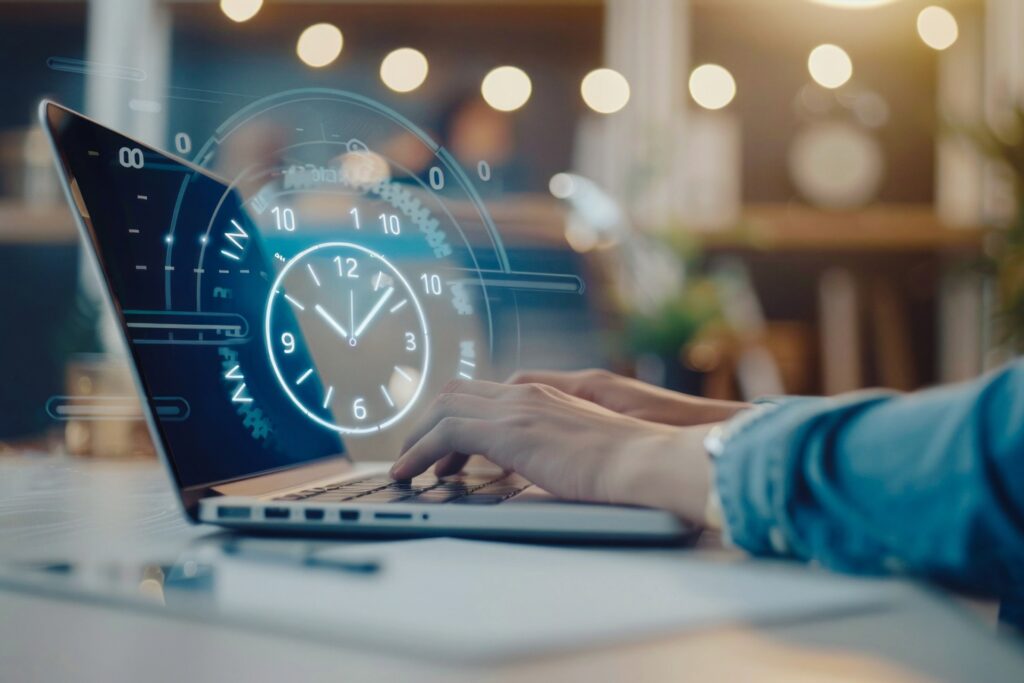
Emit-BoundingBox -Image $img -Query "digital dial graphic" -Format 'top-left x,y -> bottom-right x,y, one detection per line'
81,87 -> 584,461
183,88 -> 513,447
265,242 -> 430,434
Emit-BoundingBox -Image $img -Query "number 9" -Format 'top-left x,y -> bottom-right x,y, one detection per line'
281,332 -> 296,354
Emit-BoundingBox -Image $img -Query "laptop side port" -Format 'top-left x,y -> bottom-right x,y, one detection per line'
218,506 -> 251,520
339,510 -> 360,521
264,507 -> 290,520
374,512 -> 412,520
304,508 -> 325,521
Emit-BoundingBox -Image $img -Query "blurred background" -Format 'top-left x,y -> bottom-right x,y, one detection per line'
1,0 -> 1022,460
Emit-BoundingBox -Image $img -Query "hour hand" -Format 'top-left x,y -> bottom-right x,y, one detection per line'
314,304 -> 349,339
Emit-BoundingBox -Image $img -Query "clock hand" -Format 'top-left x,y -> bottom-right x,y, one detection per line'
314,303 -> 349,339
352,286 -> 394,339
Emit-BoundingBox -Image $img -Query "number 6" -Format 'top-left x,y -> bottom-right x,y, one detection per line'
353,397 -> 367,420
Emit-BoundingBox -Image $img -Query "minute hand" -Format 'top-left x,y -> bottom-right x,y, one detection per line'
353,287 -> 394,338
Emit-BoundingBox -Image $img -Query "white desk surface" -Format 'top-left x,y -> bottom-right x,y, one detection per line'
1,454 -> 1022,683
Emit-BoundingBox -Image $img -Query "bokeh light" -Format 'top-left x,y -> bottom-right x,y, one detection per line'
580,68 -> 631,114
808,44 -> 853,89
481,66 -> 532,112
220,0 -> 262,23
688,64 -> 737,110
380,48 -> 429,93
296,23 -> 343,68
917,6 -> 958,50
549,173 -> 577,199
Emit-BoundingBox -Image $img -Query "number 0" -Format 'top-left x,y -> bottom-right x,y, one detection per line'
174,132 -> 192,155
118,146 -> 144,169
429,166 -> 445,190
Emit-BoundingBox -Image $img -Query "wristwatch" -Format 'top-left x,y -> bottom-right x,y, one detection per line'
701,402 -> 779,534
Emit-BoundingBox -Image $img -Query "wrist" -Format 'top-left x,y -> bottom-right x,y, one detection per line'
608,425 -> 715,525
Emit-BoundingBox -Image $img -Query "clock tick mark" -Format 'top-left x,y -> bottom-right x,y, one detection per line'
389,299 -> 407,314
307,263 -> 321,287
394,366 -> 412,382
284,294 -> 305,311
322,385 -> 334,409
296,368 -> 314,385
381,384 -> 395,408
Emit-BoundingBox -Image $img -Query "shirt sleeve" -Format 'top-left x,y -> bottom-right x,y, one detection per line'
713,360 -> 1024,599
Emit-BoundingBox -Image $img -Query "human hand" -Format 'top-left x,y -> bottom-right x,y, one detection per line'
391,379 -> 718,525
508,368 -> 748,427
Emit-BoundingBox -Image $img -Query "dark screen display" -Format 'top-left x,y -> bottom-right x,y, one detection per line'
44,103 -> 346,490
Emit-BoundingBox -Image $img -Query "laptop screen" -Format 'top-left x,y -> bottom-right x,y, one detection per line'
43,103 -> 346,490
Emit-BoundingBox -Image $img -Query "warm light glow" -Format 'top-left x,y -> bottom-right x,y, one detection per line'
808,0 -> 899,7
580,68 -> 631,114
808,44 -> 853,89
481,66 -> 532,112
296,23 -> 343,68
340,150 -> 391,187
688,64 -> 737,110
220,0 -> 262,22
917,6 -> 958,50
380,48 -> 429,93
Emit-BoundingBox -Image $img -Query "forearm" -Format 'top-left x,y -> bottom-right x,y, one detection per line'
713,362 -> 1024,597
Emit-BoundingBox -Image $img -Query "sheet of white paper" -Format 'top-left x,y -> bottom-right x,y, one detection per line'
206,537 -> 904,661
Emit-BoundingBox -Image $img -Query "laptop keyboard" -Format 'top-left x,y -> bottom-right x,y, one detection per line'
272,473 -> 531,505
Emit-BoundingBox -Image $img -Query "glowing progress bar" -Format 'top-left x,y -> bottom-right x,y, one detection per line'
445,269 -> 585,295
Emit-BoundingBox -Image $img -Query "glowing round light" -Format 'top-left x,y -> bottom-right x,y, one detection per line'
688,64 -> 737,111
808,44 -> 853,89
580,68 -> 631,114
549,173 -> 576,199
296,23 -> 343,68
380,48 -> 429,93
340,150 -> 391,186
220,0 -> 262,23
481,66 -> 532,112
917,6 -> 958,50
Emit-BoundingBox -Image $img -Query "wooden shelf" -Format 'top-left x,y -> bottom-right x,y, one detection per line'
698,203 -> 986,253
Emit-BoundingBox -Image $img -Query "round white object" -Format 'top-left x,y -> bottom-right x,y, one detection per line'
788,121 -> 884,209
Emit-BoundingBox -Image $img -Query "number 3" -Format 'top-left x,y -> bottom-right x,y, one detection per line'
405,332 -> 417,351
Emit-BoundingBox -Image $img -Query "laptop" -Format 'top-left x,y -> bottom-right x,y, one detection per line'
40,99 -> 691,543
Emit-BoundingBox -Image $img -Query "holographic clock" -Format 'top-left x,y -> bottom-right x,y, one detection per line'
183,88 -> 513,437
265,241 -> 430,434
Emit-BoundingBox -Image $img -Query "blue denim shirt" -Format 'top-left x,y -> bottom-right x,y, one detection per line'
714,360 -> 1024,626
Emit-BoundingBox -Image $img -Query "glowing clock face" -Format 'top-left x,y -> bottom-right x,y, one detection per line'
265,242 -> 429,434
